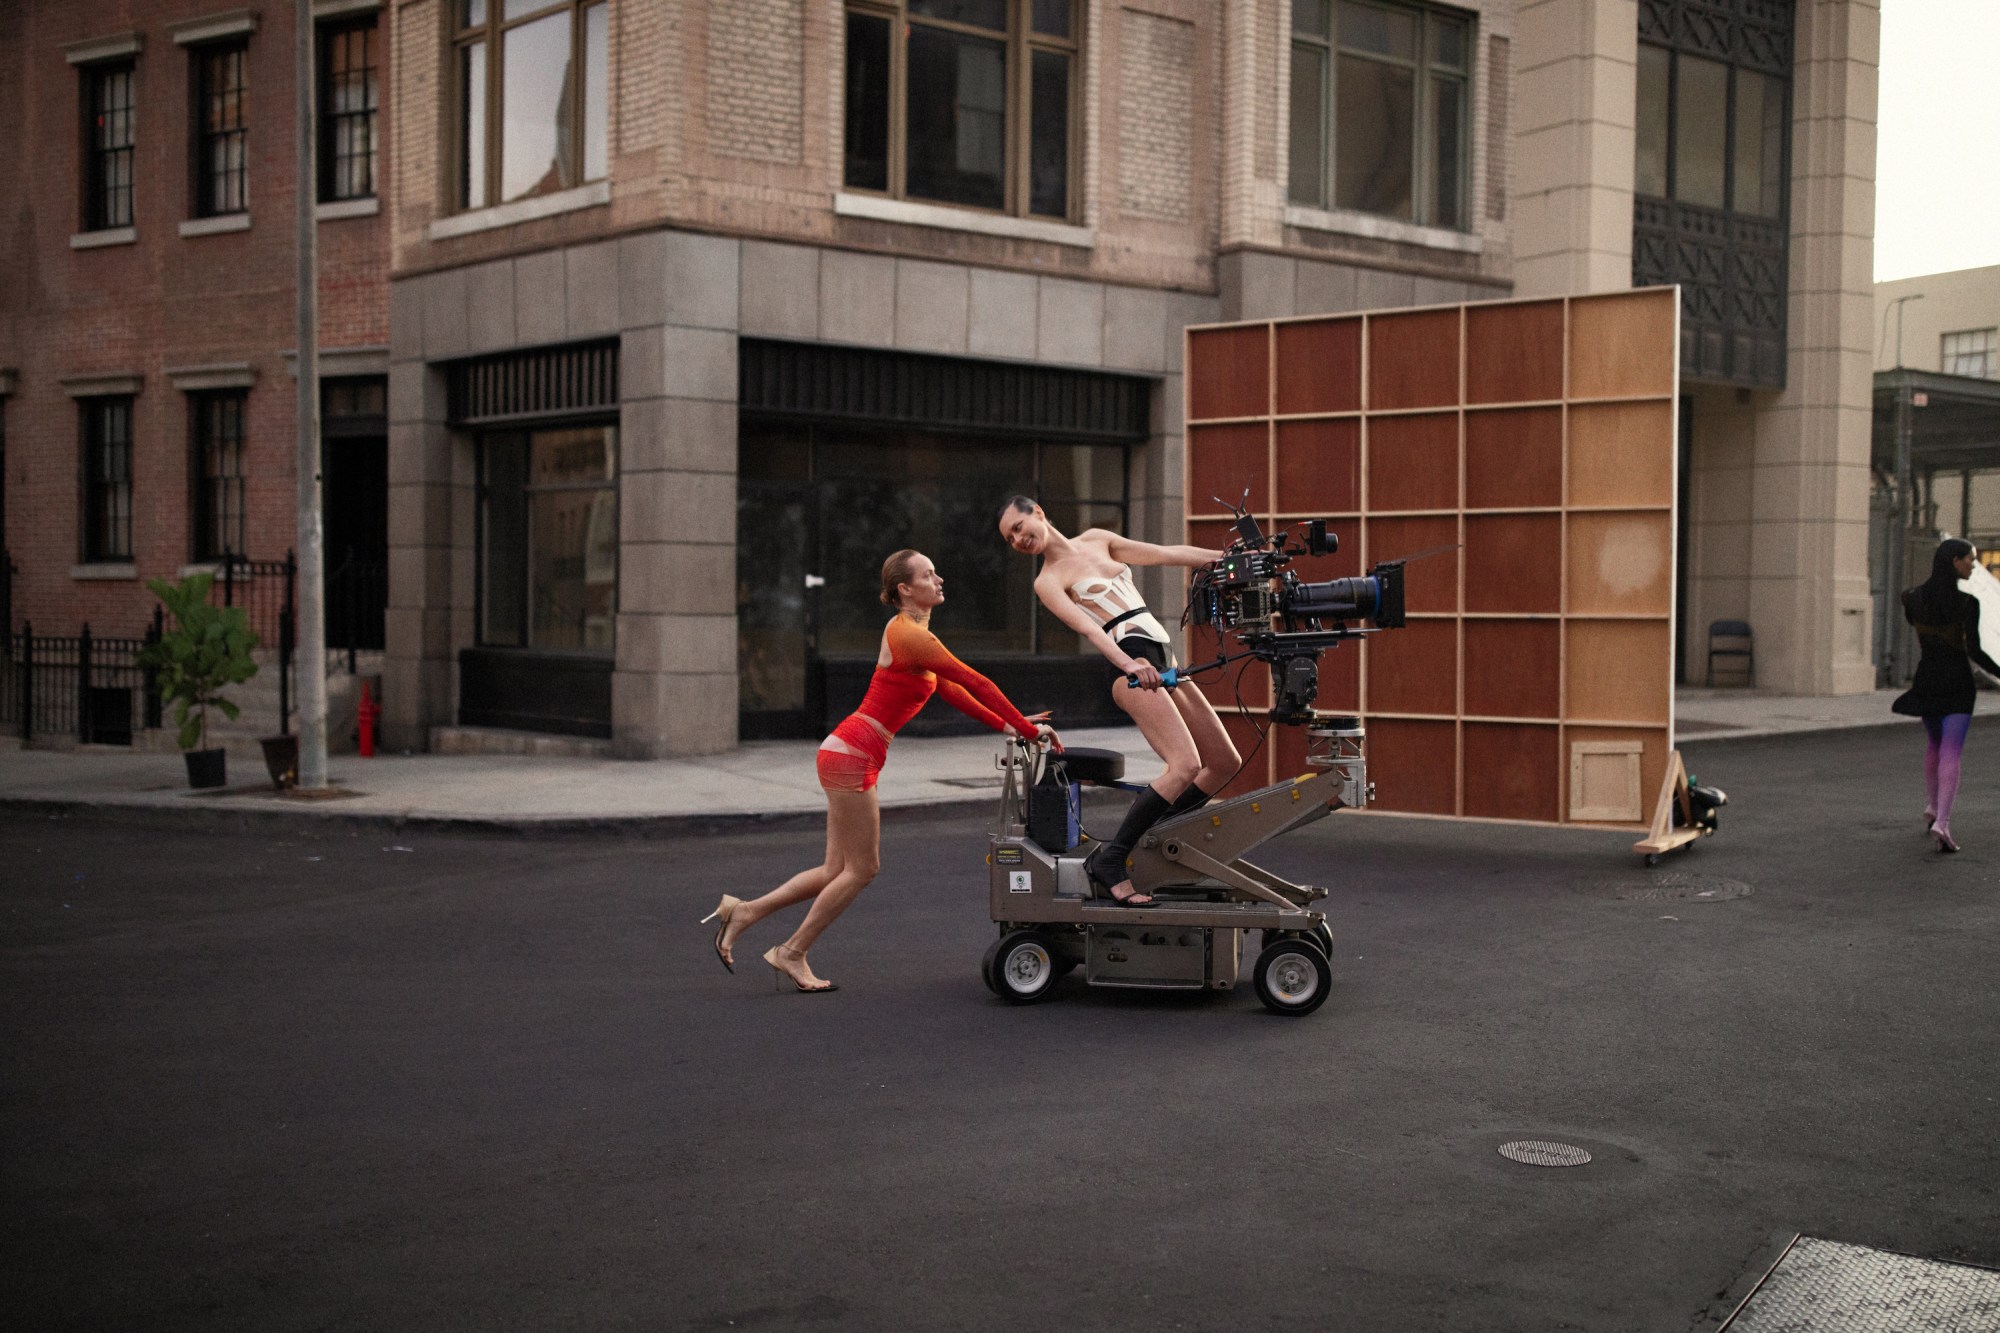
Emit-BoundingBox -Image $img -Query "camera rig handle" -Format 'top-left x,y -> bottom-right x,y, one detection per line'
1123,666 -> 1184,690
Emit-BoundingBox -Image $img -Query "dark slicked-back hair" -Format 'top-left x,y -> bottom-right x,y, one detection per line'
999,495 -> 1037,522
1909,537 -> 1977,624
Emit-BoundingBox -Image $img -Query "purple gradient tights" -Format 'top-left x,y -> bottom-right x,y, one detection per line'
1923,712 -> 1972,838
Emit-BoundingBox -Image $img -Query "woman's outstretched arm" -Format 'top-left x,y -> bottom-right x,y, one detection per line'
894,620 -> 1043,736
1102,533 -> 1224,568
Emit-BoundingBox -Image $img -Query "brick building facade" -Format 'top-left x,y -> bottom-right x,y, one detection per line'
0,0 -> 390,648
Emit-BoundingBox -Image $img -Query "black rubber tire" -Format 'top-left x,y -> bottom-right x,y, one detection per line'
980,935 -> 1004,995
1311,921 -> 1335,958
1253,938 -> 1332,1016
992,930 -> 1061,1004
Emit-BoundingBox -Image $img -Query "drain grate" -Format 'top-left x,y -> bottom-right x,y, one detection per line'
1721,1236 -> 2000,1330
1498,1140 -> 1592,1168
1600,872 -> 1752,903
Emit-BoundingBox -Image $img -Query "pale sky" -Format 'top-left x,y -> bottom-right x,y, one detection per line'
1873,0 -> 2000,281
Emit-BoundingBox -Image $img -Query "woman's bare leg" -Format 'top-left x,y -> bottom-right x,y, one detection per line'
1171,685 -> 1241,794
719,805 -> 844,966
1091,684 -> 1203,902
769,788 -> 881,988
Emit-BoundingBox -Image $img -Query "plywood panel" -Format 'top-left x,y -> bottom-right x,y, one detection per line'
1563,725 -> 1671,827
1316,638 -> 1361,713
1569,400 -> 1674,508
1466,406 -> 1562,510
1368,308 -> 1462,410
1366,412 -> 1459,512
1463,619 -> 1560,719
1186,620 -> 1273,711
1274,318 -> 1363,414
1464,514 -> 1562,614
1366,719 -> 1457,814
1567,512 -> 1673,616
1464,723 -> 1561,822
1465,300 -> 1564,404
1365,515 -> 1458,614
1187,518 -> 1238,557
1565,620 -> 1672,724
1365,617 -> 1457,716
1188,324 -> 1269,419
1277,419 -> 1360,514
1568,289 -> 1676,400
1187,422 -> 1269,516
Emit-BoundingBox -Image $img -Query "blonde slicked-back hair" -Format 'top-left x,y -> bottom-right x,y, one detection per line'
880,549 -> 922,608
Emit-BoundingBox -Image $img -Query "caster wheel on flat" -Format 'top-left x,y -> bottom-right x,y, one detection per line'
991,930 -> 1060,1004
1252,937 -> 1331,1016
1645,853 -> 1661,868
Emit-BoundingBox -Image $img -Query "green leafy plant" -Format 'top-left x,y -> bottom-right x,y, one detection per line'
136,574 -> 261,752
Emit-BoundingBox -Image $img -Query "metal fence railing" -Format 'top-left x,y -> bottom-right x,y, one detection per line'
4,623 -> 161,746
213,551 -> 296,656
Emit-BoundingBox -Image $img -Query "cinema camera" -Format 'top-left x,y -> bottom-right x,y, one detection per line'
1183,503 -> 1407,723
978,498 -> 1416,1016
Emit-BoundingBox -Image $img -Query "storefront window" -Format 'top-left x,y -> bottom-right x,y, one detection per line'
480,424 -> 618,652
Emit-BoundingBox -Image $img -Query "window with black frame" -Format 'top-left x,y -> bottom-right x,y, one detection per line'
320,17 -> 379,201
191,41 -> 249,217
452,0 -> 608,212
82,60 -> 136,232
190,390 -> 248,562
1289,0 -> 1470,228
479,424 -> 618,653
81,397 -> 134,564
843,0 -> 1078,220
1634,43 -> 1784,219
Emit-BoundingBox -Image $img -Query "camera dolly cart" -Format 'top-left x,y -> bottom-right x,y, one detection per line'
980,506 -> 1408,1016
983,722 -> 1370,1015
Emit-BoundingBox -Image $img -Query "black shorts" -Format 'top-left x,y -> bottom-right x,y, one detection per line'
1111,635 -> 1173,683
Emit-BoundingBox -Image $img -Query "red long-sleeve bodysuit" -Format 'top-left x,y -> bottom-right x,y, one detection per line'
816,614 -> 1039,792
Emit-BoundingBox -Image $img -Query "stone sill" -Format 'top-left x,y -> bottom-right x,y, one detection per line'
71,227 -> 137,250
833,191 -> 1095,249
318,197 -> 380,221
180,214 -> 252,238
71,563 -> 138,581
1283,204 -> 1484,255
428,180 -> 610,241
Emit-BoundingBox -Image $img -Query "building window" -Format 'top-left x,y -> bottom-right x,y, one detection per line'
320,17 -> 379,201
1942,329 -> 1998,379
81,398 -> 134,564
453,0 -> 608,212
82,60 -> 137,231
1289,0 -> 1471,228
1634,42 -> 1784,219
842,1 -> 1078,221
478,425 -> 618,653
190,391 -> 248,561
192,41 -> 250,216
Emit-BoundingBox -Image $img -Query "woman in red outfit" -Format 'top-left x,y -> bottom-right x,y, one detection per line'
703,550 -> 1055,992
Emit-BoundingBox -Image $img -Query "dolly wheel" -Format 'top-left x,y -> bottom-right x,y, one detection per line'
1253,938 -> 1331,1016
1311,922 -> 1335,958
992,931 -> 1059,1004
980,935 -> 1004,995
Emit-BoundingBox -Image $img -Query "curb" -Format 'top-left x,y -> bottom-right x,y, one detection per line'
0,789 -> 1141,839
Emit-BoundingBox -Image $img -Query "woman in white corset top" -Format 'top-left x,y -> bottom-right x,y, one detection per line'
997,496 -> 1240,906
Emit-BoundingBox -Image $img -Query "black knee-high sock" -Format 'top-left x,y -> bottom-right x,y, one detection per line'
1164,784 -> 1212,819
1088,784 -> 1174,886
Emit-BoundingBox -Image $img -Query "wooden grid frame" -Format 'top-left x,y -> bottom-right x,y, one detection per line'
1182,287 -> 1681,828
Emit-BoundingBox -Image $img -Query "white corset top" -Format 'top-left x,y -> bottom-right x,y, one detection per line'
1068,565 -> 1172,645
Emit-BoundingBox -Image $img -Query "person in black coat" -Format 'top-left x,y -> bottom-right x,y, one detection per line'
1891,537 -> 2000,851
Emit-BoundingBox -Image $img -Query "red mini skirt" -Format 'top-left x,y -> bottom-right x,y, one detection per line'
816,713 -> 891,792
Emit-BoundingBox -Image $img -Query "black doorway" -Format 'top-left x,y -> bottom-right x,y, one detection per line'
323,379 -> 388,653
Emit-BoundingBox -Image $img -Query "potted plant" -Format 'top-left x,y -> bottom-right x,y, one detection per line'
137,573 -> 261,789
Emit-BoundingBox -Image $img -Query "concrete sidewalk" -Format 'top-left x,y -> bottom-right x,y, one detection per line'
0,687 -> 1919,831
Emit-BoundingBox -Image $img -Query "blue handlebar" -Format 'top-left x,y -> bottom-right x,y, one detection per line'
1124,666 -> 1182,690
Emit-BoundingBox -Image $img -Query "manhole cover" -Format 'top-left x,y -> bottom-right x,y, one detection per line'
1498,1140 -> 1592,1168
1601,872 -> 1751,903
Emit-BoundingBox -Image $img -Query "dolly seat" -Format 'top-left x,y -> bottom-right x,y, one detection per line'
1056,747 -> 1125,787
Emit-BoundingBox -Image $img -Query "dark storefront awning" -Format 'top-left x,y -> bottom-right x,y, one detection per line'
1873,368 -> 2000,473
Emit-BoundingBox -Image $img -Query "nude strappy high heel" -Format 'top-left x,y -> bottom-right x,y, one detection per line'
699,895 -> 742,973
764,945 -> 837,993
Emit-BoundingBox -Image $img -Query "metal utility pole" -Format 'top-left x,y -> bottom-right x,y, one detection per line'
294,0 -> 327,788
1889,292 -> 1924,368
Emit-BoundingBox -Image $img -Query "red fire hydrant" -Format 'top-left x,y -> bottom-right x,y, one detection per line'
357,681 -> 380,758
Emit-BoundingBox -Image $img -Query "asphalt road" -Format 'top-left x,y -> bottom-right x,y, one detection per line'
3,721 -> 1997,1332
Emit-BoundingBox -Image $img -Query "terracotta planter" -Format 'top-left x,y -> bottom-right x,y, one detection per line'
260,735 -> 299,791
